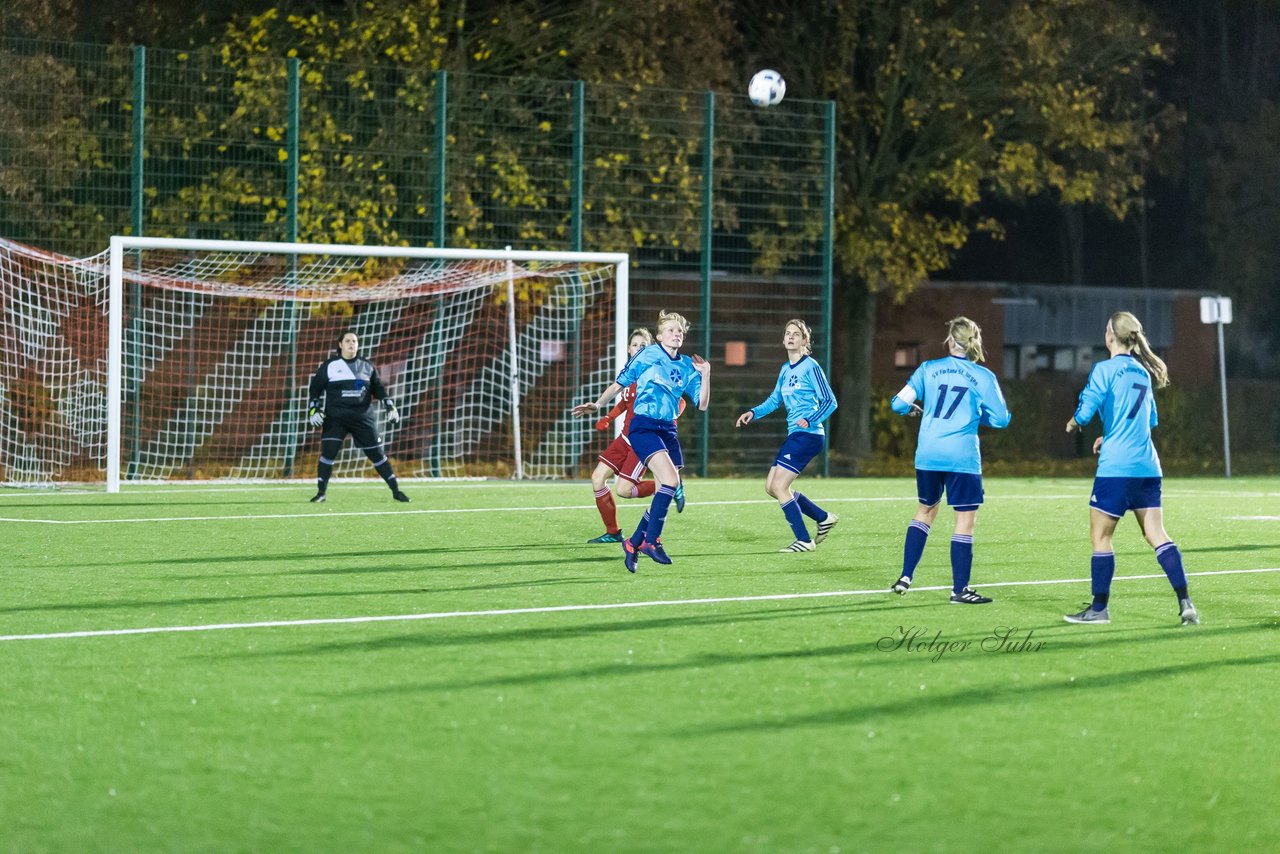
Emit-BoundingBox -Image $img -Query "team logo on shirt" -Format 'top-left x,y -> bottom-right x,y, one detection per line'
788,374 -> 801,388
669,368 -> 682,384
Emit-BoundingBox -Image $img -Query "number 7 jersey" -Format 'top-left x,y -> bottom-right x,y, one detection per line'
893,355 -> 1011,474
1071,353 -> 1162,477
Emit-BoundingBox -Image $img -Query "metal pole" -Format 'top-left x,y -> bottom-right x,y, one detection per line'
570,80 -> 585,419
130,46 -> 145,237
821,99 -> 836,478
282,57 -> 301,477
433,70 -> 448,248
507,252 -> 524,479
287,58 -> 299,244
571,80 -> 585,253
698,90 -> 714,479
1216,302 -> 1231,479
428,69 -> 448,477
128,45 -> 146,481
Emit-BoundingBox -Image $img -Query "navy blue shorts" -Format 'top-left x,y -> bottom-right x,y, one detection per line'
773,432 -> 825,474
916,470 -> 984,512
1090,476 -> 1162,518
629,415 -> 684,469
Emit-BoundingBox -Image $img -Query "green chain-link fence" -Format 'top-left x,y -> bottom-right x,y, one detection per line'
1,37 -> 834,477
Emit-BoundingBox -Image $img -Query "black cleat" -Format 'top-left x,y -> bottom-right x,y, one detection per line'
891,575 -> 912,595
949,587 -> 993,605
309,492 -> 326,503
392,490 -> 410,503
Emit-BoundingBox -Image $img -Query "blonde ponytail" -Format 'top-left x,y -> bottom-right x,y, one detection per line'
946,316 -> 986,362
1109,311 -> 1169,388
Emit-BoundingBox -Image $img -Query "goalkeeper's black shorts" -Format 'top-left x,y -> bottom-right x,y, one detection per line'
320,410 -> 381,450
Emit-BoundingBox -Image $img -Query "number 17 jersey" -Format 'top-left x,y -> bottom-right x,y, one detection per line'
1072,353 -> 1161,477
901,355 -> 1011,474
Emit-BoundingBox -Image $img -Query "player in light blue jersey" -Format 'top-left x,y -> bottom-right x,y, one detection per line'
574,310 -> 710,571
889,317 -> 1010,604
736,319 -> 840,552
1062,311 -> 1199,626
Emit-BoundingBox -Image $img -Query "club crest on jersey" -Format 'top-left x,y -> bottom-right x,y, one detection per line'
669,368 -> 682,384
788,374 -> 801,388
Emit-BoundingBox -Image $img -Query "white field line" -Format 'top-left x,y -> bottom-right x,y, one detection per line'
0,495 -> 904,525
0,567 -> 1275,644
0,492 -> 1227,525
0,479 -> 516,498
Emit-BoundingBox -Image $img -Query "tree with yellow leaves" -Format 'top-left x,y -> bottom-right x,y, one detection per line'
735,0 -> 1177,465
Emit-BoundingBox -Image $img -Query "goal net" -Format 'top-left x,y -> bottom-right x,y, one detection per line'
0,236 -> 628,490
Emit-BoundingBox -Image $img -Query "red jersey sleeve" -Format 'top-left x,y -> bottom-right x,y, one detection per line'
620,382 -> 639,437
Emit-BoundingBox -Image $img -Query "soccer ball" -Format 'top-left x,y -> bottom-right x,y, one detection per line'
748,69 -> 786,107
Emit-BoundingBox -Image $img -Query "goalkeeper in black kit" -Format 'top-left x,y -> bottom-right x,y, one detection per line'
307,330 -> 410,503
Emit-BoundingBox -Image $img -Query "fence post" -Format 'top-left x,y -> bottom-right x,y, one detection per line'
506,253 -> 524,479
127,45 -> 146,481
427,69 -> 448,477
130,47 -> 145,239
433,70 -> 448,249
282,57 -> 301,476
571,80 -> 585,253
821,99 -> 836,477
570,80 -> 585,417
287,58 -> 299,244
699,90 -> 715,479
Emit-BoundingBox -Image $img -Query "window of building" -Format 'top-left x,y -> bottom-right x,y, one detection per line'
894,344 -> 919,368
724,340 -> 748,367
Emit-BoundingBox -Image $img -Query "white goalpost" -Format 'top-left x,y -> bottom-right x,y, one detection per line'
0,236 -> 629,491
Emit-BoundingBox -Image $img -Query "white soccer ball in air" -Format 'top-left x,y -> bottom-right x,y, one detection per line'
748,69 -> 786,107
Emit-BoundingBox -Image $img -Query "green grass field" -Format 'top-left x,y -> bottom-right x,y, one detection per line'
3,477 -> 1278,852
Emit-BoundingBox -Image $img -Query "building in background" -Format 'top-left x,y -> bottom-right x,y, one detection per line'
876,282 -> 1218,386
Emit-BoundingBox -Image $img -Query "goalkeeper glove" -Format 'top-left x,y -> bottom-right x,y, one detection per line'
594,417 -> 610,432
307,400 -> 324,428
384,399 -> 401,425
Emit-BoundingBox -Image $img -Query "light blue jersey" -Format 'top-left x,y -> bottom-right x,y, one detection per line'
892,356 -> 1011,474
1072,354 -> 1162,477
750,355 -> 838,436
615,343 -> 702,423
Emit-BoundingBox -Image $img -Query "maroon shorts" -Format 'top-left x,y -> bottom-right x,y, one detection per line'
598,436 -> 646,484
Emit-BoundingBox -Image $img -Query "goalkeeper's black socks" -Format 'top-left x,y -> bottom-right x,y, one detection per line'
380,469 -> 410,502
